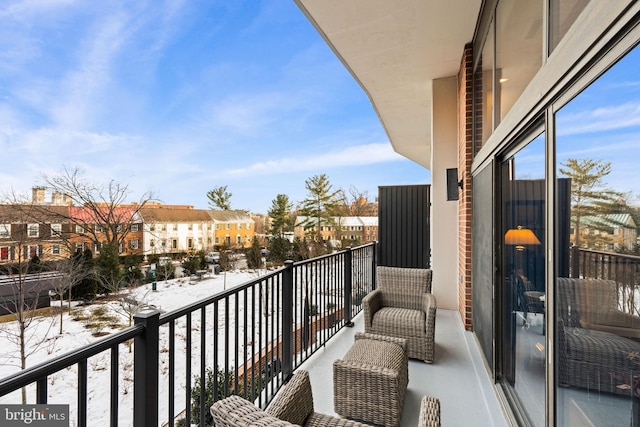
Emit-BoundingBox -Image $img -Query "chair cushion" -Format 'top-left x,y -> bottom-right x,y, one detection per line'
371,307 -> 425,337
564,327 -> 640,366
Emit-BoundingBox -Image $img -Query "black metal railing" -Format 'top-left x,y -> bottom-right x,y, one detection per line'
0,243 -> 376,427
570,246 -> 640,315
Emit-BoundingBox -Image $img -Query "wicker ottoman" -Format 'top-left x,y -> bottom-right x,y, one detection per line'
333,332 -> 408,427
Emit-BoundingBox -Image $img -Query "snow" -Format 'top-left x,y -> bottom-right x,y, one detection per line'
0,270 -> 267,426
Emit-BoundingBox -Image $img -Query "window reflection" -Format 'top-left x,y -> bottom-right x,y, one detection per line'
501,132 -> 546,427
555,44 -> 640,427
496,0 -> 543,126
475,18 -> 495,150
549,0 -> 591,53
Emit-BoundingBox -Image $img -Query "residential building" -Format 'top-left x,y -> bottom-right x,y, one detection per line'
295,1 -> 640,425
576,213 -> 638,251
140,204 -> 214,257
0,204 -> 71,264
294,216 -> 378,245
208,210 -> 256,249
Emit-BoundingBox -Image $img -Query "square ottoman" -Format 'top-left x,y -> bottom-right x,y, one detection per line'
333,332 -> 408,427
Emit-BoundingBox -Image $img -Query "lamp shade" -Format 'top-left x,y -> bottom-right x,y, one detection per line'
504,226 -> 541,249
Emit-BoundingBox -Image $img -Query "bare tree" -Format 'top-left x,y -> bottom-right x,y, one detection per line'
50,254 -> 94,334
0,193 -> 56,403
40,165 -> 155,251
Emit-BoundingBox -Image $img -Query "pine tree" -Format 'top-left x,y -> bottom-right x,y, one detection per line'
559,158 -> 626,248
207,186 -> 232,210
298,174 -> 345,242
267,194 -> 293,237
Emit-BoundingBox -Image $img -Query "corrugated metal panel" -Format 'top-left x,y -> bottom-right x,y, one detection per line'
377,185 -> 431,268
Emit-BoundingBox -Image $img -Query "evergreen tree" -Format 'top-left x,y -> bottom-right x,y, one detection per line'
246,238 -> 262,269
559,158 -> 626,248
267,236 -> 292,263
298,174 -> 345,242
207,186 -> 232,210
267,194 -> 293,237
71,249 -> 97,301
94,243 -> 123,295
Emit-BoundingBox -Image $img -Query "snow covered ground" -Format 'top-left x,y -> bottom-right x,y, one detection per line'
0,270 -> 266,426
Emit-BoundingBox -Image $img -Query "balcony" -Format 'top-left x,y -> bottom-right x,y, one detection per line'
300,310 -> 509,427
0,243 -> 509,426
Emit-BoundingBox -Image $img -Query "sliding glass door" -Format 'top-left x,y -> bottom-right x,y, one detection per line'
500,131 -> 546,427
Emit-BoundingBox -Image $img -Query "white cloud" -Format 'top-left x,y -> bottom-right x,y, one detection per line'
216,143 -> 404,179
557,101 -> 640,136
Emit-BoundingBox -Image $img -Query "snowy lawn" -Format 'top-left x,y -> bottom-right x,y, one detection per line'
0,270 -> 265,426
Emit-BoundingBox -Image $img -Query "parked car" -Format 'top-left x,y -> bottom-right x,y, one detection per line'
205,252 -> 220,263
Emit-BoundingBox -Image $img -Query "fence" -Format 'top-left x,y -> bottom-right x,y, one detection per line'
0,243 -> 377,427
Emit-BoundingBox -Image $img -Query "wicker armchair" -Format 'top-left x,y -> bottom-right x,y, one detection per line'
210,369 -> 370,427
363,266 -> 437,363
569,277 -> 640,339
557,277 -> 640,401
418,396 -> 441,427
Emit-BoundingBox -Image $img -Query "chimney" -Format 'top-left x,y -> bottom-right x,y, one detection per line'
52,192 -> 63,205
32,186 -> 46,204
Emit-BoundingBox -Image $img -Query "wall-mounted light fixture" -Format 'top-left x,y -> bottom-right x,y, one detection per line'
446,168 -> 463,201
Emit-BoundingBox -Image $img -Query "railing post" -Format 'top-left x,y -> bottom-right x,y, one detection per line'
344,247 -> 354,327
372,241 -> 377,290
133,309 -> 160,427
282,260 -> 294,382
570,246 -> 579,278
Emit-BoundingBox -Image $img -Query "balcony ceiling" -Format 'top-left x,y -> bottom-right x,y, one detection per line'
294,0 -> 481,169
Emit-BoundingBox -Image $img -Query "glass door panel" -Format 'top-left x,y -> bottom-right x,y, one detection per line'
501,132 -> 546,426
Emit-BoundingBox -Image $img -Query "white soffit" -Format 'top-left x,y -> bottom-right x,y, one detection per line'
295,0 -> 481,170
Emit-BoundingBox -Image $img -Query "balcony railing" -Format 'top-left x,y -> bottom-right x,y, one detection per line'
571,246 -> 640,315
0,243 -> 377,427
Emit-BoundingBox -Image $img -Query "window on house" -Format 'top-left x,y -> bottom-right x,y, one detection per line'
75,224 -> 85,234
1,247 -> 10,260
188,238 -> 193,248
172,239 -> 178,249
0,224 -> 10,238
188,224 -> 193,231
225,224 -> 231,230
51,223 -> 62,236
236,235 -> 242,244
215,224 -> 221,230
52,245 -> 61,255
246,236 -> 251,242
150,240 -> 155,247
149,224 -> 155,231
215,237 -> 220,244
76,242 -> 85,251
129,240 -> 139,249
247,223 -> 251,229
26,245 -> 39,258
95,224 -> 104,233
118,242 -> 124,253
238,223 -> 243,230
28,224 -> 39,237
131,224 -> 139,232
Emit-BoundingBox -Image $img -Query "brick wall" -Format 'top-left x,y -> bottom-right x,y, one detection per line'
457,44 -> 474,330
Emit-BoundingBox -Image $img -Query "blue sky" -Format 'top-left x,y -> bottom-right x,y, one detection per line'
0,1 -> 429,213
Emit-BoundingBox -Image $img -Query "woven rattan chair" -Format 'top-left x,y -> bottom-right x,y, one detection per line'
557,277 -> 640,403
363,266 -> 436,363
418,396 -> 441,427
210,369 -> 370,427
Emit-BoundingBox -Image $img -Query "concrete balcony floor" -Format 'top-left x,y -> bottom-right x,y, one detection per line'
299,309 -> 511,427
